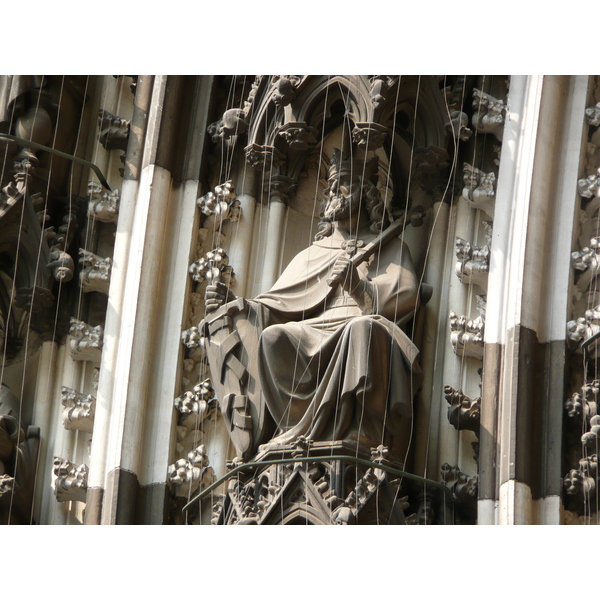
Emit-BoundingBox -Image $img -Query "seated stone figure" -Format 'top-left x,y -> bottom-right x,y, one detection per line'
203,150 -> 422,460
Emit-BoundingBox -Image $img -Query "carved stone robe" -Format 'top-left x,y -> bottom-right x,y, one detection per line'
253,224 -> 421,449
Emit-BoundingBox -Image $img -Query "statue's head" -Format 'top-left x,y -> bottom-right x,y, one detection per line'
315,149 -> 388,240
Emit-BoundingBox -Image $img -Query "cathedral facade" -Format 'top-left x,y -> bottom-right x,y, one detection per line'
0,75 -> 595,525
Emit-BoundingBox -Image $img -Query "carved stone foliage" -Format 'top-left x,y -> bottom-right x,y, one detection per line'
578,169 -> 600,199
471,89 -> 505,141
87,181 -> 120,223
455,237 -> 489,290
264,174 -> 296,202
571,237 -> 600,318
189,247 -> 234,285
52,457 -> 88,503
441,463 -> 478,505
565,380 -> 599,421
197,180 -> 240,226
212,443 -> 408,526
174,378 -> 219,431
567,310 -> 600,354
69,318 -> 103,362
181,326 -> 203,351
587,102 -> 600,127
244,144 -> 284,170
167,444 -> 215,498
564,455 -> 597,497
445,386 -> 481,435
462,163 -> 496,218
98,109 -> 130,151
278,122 -> 318,151
79,249 -> 112,295
449,311 -> 484,360
563,380 -> 600,502
351,122 -> 388,151
61,386 -> 95,433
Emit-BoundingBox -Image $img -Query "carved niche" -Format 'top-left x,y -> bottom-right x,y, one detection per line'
185,76 -> 474,525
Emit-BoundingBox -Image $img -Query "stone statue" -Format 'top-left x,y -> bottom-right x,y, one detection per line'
202,149 -> 422,460
0,383 -> 38,524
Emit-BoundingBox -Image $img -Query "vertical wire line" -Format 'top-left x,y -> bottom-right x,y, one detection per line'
0,82 -> 21,392
371,75 -> 403,524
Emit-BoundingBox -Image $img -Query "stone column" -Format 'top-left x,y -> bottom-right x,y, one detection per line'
228,193 -> 257,297
436,197 -> 477,476
479,76 -> 588,525
413,201 -> 450,479
85,76 -> 154,524
85,76 -> 215,524
30,340 -> 57,522
260,176 -> 294,292
226,156 -> 257,297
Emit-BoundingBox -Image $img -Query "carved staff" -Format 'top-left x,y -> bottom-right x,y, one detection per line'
326,206 -> 425,287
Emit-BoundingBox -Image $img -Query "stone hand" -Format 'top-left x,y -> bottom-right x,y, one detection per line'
205,281 -> 234,314
329,255 -> 360,293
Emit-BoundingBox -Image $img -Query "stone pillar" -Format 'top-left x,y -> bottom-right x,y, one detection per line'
479,76 -> 589,524
85,76 -> 154,524
413,201 -> 450,479
228,193 -> 257,297
260,176 -> 294,292
85,76 -> 215,525
30,340 -> 57,522
436,198 -> 477,476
